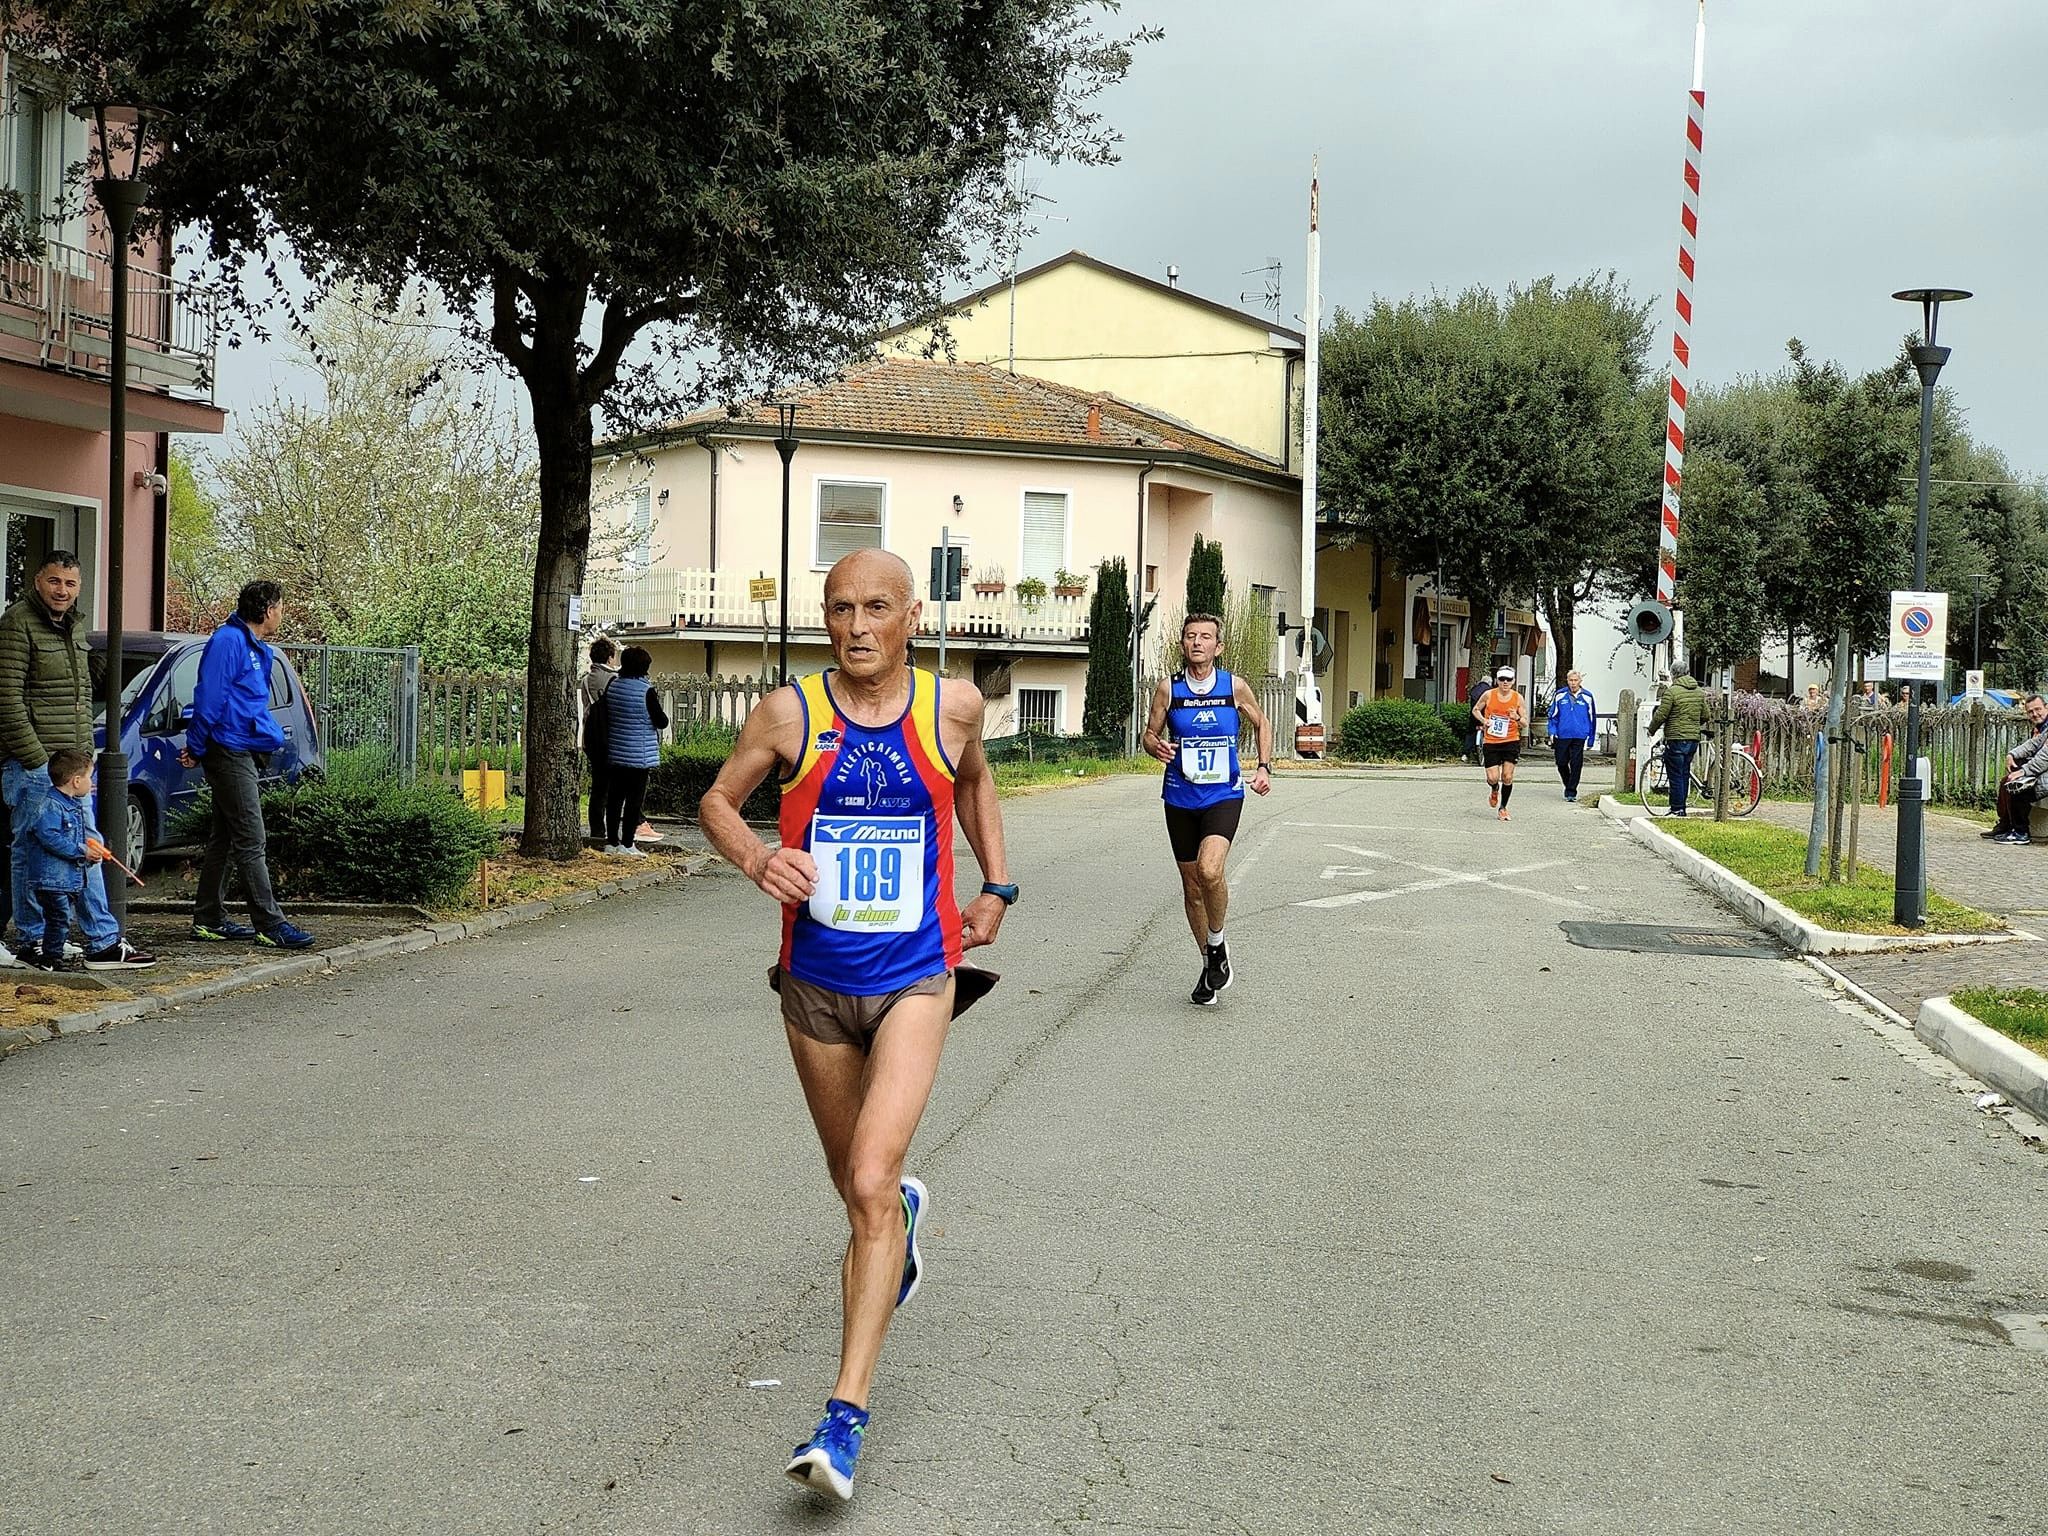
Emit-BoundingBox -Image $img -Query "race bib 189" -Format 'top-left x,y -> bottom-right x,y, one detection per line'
808,815 -> 927,934
1179,736 -> 1234,786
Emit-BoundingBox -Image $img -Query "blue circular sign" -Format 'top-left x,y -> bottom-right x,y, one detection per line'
1901,606 -> 1934,638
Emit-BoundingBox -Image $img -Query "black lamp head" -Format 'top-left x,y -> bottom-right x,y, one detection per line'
1891,287 -> 1972,347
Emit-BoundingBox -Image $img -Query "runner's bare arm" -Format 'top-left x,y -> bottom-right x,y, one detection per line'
1140,678 -> 1175,764
1232,675 -> 1274,796
941,678 -> 1009,951
700,687 -> 817,903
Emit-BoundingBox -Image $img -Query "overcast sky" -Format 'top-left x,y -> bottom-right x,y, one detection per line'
213,0 -> 2045,478
1009,0 -> 2046,477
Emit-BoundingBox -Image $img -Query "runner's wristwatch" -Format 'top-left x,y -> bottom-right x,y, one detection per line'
981,881 -> 1020,905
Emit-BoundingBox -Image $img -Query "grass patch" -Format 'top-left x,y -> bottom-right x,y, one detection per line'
993,755 -> 1160,796
428,848 -> 688,918
1659,817 -> 2001,935
1951,987 -> 2048,1051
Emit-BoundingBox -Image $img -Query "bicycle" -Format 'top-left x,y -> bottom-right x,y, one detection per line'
1637,731 -> 1762,818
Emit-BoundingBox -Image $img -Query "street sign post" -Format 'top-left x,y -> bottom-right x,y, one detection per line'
1887,590 -> 1948,682
1966,668 -> 1985,703
753,573 -> 775,680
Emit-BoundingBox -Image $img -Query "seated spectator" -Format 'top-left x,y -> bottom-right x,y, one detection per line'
1801,683 -> 1825,714
1986,692 -> 2048,841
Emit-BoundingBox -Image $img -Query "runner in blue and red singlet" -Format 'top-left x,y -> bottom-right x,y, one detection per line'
701,549 -> 1013,1504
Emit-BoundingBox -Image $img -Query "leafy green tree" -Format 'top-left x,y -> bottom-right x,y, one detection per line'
1319,275 -> 1656,686
164,450 -> 227,631
1082,556 -> 1133,740
1671,449 -> 1764,671
12,1 -> 1140,856
1185,534 -> 1226,617
202,292 -> 540,667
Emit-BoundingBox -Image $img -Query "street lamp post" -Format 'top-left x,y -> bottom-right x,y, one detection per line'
86,103 -> 151,932
1968,571 -> 1988,674
1891,286 -> 1971,929
774,403 -> 799,684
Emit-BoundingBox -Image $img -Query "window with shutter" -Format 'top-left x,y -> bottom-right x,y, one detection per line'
816,481 -> 886,566
629,487 -> 652,570
1020,491 -> 1069,584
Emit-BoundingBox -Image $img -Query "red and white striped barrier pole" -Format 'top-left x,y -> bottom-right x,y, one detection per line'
1656,3 -> 1707,612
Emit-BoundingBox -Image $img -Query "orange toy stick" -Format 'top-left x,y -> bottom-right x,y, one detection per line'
84,838 -> 145,888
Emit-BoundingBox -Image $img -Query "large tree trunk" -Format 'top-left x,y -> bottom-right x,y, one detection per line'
1540,584 -> 1575,688
520,362 -> 596,860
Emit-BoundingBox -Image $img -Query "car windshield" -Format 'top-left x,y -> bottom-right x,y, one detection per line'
90,655 -> 160,724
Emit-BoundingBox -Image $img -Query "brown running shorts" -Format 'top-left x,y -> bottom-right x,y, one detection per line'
771,967 -> 953,1051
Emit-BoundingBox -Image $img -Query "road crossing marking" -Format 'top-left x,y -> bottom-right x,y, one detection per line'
1296,844 -> 1594,912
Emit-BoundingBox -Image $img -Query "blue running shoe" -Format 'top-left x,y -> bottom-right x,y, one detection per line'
898,1175 -> 929,1307
785,1399 -> 867,1501
192,921 -> 258,942
257,920 -> 317,951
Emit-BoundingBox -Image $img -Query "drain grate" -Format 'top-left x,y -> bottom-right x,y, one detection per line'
1561,921 -> 1782,959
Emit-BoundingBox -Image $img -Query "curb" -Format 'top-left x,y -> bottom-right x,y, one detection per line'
1,859 -> 705,1058
1598,795 -> 2021,956
1915,995 -> 2048,1122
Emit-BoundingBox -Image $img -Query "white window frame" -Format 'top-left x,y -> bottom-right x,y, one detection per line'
1015,684 -> 1065,735
1,60 -> 88,255
812,475 -> 890,571
0,482 -> 94,619
627,485 -> 653,572
1016,486 -> 1072,587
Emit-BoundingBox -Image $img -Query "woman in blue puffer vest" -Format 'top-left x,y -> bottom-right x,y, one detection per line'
601,646 -> 668,855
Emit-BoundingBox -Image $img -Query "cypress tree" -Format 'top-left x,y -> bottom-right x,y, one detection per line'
1185,535 -> 1227,616
1083,557 -> 1134,739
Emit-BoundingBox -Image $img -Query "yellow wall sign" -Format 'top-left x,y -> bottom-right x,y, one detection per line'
749,577 -> 777,604
462,768 -> 507,812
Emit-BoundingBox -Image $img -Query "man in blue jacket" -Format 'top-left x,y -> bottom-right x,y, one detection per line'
1546,669 -> 1598,802
178,580 -> 314,949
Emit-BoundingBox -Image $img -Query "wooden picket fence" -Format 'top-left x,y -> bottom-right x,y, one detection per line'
416,670 -> 781,792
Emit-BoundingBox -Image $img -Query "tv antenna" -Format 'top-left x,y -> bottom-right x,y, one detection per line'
1240,259 -> 1282,319
1006,166 -> 1066,371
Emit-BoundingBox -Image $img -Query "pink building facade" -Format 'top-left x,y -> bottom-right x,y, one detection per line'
2,48 -> 225,630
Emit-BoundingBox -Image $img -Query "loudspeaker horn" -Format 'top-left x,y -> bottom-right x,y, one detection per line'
1625,600 -> 1674,649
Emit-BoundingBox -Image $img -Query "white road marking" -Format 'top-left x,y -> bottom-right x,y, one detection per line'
1296,844 -> 1594,912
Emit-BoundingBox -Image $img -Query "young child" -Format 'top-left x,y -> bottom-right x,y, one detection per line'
26,748 -> 101,973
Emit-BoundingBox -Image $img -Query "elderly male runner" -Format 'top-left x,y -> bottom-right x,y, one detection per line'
1141,612 -> 1272,1006
700,549 -> 1014,1502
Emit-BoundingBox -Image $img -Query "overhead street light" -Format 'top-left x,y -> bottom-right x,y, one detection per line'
1890,286 -> 1971,929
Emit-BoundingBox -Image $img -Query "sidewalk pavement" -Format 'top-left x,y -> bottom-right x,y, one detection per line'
1746,799 -> 2046,1016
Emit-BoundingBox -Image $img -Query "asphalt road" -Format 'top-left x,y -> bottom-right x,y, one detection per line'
3,768 -> 2043,1535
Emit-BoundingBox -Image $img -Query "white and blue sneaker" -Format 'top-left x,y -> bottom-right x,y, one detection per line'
785,1398 -> 868,1501
898,1176 -> 929,1307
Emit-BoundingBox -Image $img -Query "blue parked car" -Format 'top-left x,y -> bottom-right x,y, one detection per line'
90,632 -> 323,860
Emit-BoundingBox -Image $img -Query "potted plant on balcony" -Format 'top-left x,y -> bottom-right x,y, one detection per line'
1014,575 -> 1049,612
1053,567 -> 1088,600
973,562 -> 1007,597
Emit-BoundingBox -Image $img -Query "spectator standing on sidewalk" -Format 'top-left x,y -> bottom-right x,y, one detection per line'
1648,670 -> 1707,817
602,646 -> 667,857
1983,693 -> 2048,840
0,550 -> 155,970
1546,670 -> 1597,802
181,580 -> 315,950
1991,693 -> 2048,847
580,637 -> 619,846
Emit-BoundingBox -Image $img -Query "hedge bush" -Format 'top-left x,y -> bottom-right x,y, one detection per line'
1439,700 -> 1477,744
1336,698 -> 1461,761
645,739 -> 778,823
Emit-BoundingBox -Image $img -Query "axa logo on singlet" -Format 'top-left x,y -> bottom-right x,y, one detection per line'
813,820 -> 921,843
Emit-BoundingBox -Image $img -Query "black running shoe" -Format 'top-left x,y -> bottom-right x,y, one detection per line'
1204,942 -> 1232,995
1191,965 -> 1217,1006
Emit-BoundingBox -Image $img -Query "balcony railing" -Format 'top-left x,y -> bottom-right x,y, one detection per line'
582,566 -> 1091,646
0,241 -> 218,401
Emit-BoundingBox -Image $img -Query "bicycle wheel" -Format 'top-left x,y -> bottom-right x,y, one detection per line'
1730,748 -> 1763,815
1639,746 -> 1676,817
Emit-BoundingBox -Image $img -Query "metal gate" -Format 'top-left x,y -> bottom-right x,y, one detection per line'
276,643 -> 421,784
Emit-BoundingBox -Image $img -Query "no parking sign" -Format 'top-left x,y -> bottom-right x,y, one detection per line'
1888,590 -> 1948,681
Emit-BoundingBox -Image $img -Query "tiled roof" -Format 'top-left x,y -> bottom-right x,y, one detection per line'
661,359 -> 1290,481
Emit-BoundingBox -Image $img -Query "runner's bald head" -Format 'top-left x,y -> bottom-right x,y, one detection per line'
826,548 -> 915,606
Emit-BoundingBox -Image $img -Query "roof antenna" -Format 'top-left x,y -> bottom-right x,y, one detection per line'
1006,165 -> 1065,372
1240,260 -> 1282,320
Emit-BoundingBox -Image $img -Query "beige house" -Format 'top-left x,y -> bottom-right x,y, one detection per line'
585,357 -> 1303,735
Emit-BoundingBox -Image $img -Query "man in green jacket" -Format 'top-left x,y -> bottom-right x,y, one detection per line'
1647,670 -> 1707,817
0,552 -> 156,969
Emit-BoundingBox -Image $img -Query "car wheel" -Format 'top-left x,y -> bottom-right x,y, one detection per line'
127,796 -> 151,868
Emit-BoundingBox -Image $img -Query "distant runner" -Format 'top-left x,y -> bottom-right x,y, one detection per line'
1142,612 -> 1273,1006
699,549 -> 1014,1504
1472,664 -> 1529,821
